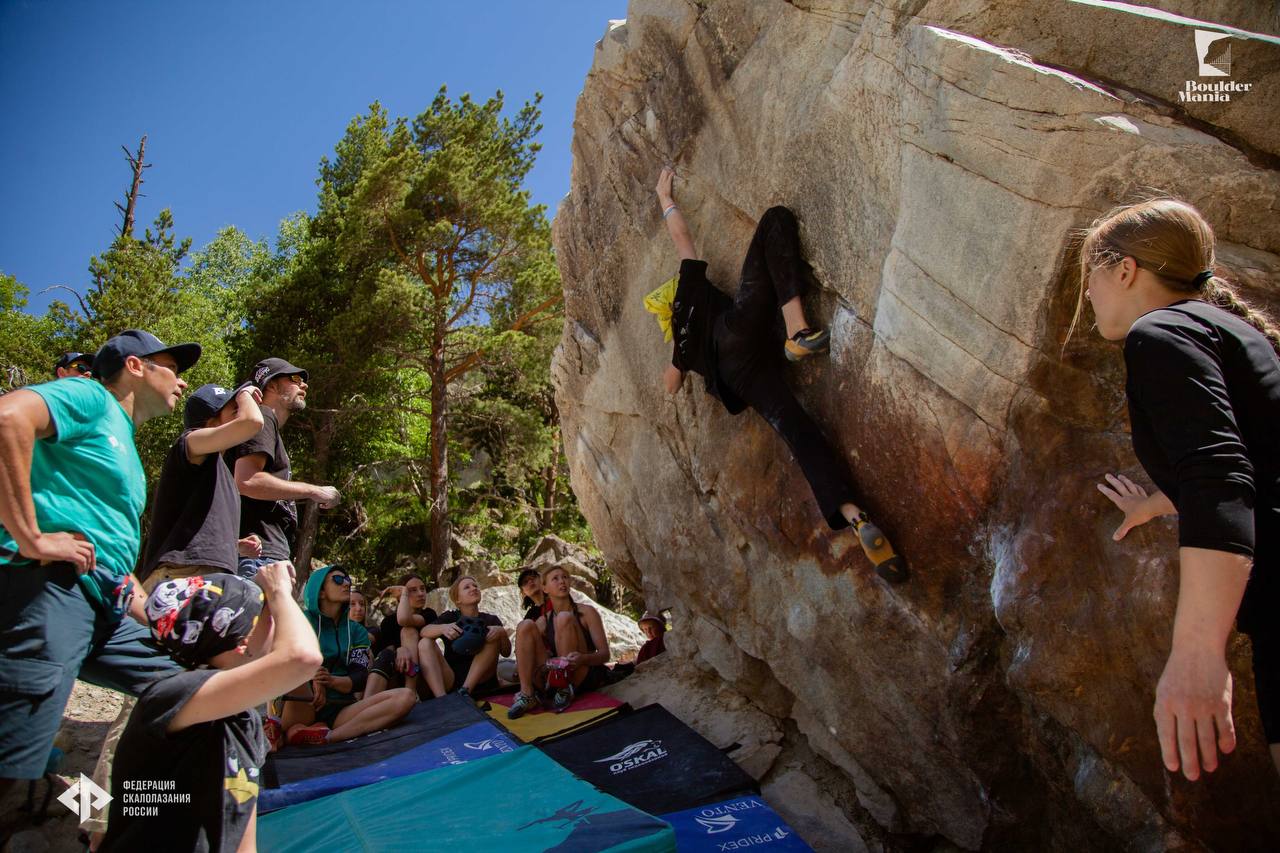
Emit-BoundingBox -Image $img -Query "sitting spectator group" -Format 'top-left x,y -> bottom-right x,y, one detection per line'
0,334 -> 664,852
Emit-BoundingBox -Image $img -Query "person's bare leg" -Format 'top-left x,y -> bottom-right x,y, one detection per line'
279,693 -> 317,731
781,296 -> 809,339
236,805 -> 257,853
515,620 -> 546,696
553,612 -> 586,657
328,688 -> 416,741
364,671 -> 389,698
464,639 -> 501,691
417,638 -> 453,697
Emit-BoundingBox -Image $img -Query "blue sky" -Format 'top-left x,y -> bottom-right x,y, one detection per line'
1,1 -> 629,314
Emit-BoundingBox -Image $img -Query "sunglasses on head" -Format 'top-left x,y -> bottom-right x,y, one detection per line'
71,362 -> 92,375
329,573 -> 350,586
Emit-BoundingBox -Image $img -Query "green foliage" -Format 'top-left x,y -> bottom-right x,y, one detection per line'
6,115 -> 598,594
0,272 -> 62,391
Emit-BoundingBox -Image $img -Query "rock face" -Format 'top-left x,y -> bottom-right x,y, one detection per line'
552,1 -> 1280,849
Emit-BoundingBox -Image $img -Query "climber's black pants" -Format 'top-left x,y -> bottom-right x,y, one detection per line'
714,206 -> 856,530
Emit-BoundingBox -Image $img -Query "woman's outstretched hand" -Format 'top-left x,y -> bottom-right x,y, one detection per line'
663,364 -> 684,394
1097,473 -> 1171,540
1154,645 -> 1236,781
656,167 -> 675,205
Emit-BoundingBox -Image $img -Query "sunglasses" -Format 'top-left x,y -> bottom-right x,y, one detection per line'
70,362 -> 92,375
329,573 -> 351,586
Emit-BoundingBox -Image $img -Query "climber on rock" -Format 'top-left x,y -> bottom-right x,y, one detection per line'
1078,198 -> 1280,781
646,167 -> 906,583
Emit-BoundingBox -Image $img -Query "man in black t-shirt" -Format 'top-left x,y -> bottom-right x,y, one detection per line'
228,357 -> 341,577
140,383 -> 267,593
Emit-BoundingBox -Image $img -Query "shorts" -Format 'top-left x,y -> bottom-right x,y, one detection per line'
237,556 -> 276,580
0,562 -> 182,779
1249,628 -> 1279,744
370,646 -> 430,697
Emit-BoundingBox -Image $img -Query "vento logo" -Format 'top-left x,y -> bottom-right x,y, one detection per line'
58,774 -> 112,822
464,739 -> 511,752
594,739 -> 669,775
696,814 -> 740,834
1180,29 -> 1251,103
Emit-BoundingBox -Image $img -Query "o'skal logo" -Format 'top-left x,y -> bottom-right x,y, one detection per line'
1180,29 -> 1252,103
594,739 -> 669,775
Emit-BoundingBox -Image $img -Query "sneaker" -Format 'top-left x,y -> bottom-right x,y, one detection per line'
455,686 -> 471,700
854,515 -> 909,584
507,692 -> 537,720
551,685 -> 575,714
286,723 -> 331,747
784,327 -> 830,362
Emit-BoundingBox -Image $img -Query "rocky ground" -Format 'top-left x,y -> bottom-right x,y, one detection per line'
2,682 -> 124,853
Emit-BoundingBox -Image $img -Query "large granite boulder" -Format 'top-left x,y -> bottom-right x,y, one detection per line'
552,1 -> 1280,849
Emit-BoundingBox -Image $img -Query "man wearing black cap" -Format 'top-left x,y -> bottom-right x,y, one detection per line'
229,357 -> 340,577
139,382 -> 267,593
53,351 -> 93,379
0,329 -> 197,786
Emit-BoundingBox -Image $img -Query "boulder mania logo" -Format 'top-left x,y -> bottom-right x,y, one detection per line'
1179,29 -> 1251,103
594,739 -> 669,775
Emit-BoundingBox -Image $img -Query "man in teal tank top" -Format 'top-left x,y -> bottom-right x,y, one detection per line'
0,329 -> 200,783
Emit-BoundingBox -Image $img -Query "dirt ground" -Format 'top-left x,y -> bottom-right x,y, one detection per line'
1,682 -> 124,853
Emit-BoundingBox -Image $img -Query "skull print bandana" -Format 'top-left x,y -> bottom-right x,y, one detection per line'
146,573 -> 264,667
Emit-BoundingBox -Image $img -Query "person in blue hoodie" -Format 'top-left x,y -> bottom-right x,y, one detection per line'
280,564 -> 416,746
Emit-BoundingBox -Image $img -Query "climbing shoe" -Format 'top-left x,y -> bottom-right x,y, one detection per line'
551,685 -> 576,714
286,723 -> 331,747
263,716 -> 284,753
854,516 -> 909,584
507,691 -> 537,720
784,327 -> 830,362
455,686 -> 471,700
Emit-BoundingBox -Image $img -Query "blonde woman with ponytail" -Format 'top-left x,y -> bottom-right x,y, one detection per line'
1076,198 -> 1280,782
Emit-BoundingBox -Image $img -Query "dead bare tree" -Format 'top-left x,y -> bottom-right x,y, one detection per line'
114,135 -> 150,240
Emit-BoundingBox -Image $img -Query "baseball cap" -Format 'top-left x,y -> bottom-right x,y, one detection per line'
92,330 -> 201,381
249,357 -> 308,389
53,351 -> 92,375
184,381 -> 255,428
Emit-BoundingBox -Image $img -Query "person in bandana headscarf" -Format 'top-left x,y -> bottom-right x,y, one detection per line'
100,561 -> 321,853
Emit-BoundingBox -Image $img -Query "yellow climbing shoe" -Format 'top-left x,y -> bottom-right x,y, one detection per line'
855,517 -> 908,584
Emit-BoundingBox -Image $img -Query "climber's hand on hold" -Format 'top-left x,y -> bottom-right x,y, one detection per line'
656,167 -> 675,206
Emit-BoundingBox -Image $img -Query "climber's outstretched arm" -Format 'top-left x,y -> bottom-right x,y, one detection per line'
656,167 -> 696,261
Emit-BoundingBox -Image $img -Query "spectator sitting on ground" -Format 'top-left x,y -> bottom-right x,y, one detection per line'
417,575 -> 509,699
518,567 -> 548,622
365,574 -> 438,698
0,330 -> 197,795
99,562 -> 320,852
349,587 -> 370,629
53,351 -> 93,379
636,612 -> 667,664
138,382 -> 266,595
508,566 -> 611,719
228,357 -> 340,579
281,564 -> 416,746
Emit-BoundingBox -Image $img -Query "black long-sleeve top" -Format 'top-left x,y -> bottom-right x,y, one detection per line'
1124,300 -> 1280,633
671,259 -> 745,414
